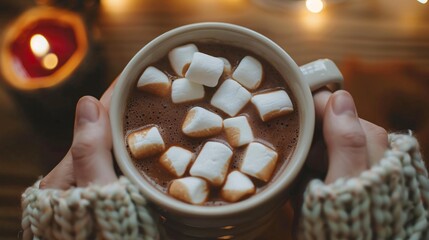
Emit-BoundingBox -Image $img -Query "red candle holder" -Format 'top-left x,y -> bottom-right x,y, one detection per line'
0,6 -> 107,162
1,6 -> 88,90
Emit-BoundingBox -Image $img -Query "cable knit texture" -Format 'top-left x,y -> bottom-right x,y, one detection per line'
301,133 -> 429,240
21,177 -> 159,240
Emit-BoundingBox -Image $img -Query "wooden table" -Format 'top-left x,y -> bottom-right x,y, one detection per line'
0,0 -> 428,239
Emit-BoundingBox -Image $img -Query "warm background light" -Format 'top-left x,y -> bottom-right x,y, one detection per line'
417,0 -> 427,4
306,0 -> 324,13
101,0 -> 134,14
301,11 -> 326,31
30,34 -> 50,57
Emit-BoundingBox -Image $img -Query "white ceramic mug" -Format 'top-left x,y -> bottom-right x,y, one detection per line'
110,22 -> 343,239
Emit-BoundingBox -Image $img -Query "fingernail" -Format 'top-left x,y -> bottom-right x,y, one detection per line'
332,91 -> 357,117
76,97 -> 99,125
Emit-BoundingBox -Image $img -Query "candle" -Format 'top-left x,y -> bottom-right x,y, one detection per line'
1,7 -> 88,90
0,6 -> 107,149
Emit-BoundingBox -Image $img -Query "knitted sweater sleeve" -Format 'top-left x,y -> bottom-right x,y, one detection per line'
21,177 -> 159,240
21,133 -> 428,239
300,133 -> 429,240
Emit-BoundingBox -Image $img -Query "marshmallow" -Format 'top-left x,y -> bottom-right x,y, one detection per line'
168,177 -> 209,205
218,57 -> 232,74
137,66 -> 171,96
223,116 -> 254,147
182,107 -> 223,138
210,79 -> 251,116
240,142 -> 278,182
171,78 -> 205,104
190,141 -> 233,186
185,52 -> 224,87
232,56 -> 263,90
127,126 -> 165,159
251,90 -> 294,122
221,171 -> 255,202
168,44 -> 198,76
160,146 -> 194,177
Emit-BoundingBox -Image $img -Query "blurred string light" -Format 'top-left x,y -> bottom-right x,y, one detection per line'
252,0 -> 329,13
101,0 -> 133,13
417,0 -> 427,4
306,0 -> 324,13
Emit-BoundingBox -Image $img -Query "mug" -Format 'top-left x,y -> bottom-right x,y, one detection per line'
110,22 -> 343,239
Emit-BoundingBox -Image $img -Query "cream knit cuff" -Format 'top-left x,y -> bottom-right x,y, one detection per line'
301,133 -> 429,240
21,134 -> 429,240
21,176 -> 159,240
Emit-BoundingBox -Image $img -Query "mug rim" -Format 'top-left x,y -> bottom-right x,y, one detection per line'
110,22 -> 315,218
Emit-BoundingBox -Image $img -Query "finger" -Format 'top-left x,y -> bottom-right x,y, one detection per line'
313,87 -> 333,122
323,90 -> 369,184
100,78 -> 117,111
39,151 -> 75,189
40,80 -> 119,190
71,96 -> 117,187
39,79 -> 117,189
360,119 -> 388,165
305,88 -> 332,172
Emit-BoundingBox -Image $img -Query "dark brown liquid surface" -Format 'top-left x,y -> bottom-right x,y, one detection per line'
124,43 -> 300,206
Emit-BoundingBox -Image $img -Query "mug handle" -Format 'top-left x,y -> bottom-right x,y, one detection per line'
299,59 -> 344,91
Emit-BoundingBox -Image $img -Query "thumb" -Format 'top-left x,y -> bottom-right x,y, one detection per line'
71,96 -> 117,187
323,91 -> 369,184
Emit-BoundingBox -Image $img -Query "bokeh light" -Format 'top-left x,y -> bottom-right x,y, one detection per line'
306,0 -> 324,13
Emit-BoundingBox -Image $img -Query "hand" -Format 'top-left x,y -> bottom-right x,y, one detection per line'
39,81 -> 118,189
286,89 -> 388,239
23,82 -> 118,240
309,89 -> 388,183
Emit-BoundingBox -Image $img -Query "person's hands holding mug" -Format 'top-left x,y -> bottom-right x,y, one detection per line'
34,85 -> 388,240
35,23 -> 390,240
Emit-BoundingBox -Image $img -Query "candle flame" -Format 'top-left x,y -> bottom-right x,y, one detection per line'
306,0 -> 324,13
30,34 -> 50,57
42,53 -> 59,70
417,0 -> 427,4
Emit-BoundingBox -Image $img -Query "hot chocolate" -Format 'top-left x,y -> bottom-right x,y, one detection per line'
123,43 -> 300,206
